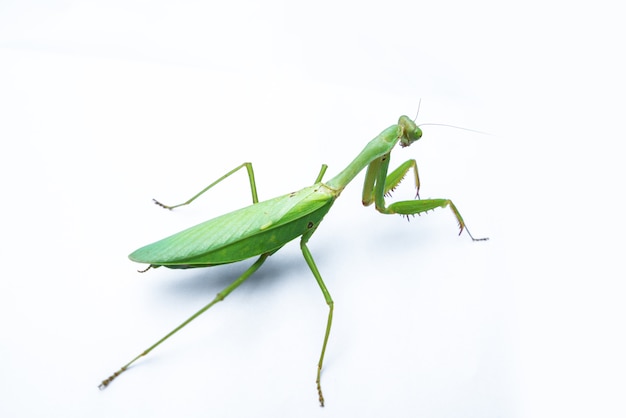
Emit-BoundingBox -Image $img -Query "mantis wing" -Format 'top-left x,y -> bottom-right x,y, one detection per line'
129,184 -> 337,267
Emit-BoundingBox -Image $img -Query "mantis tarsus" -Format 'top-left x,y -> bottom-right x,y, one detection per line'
99,115 -> 488,406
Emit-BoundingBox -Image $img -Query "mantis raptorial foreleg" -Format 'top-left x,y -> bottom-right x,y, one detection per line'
364,154 -> 487,241
362,157 -> 420,205
153,162 -> 259,209
383,159 -> 420,197
387,198 -> 488,240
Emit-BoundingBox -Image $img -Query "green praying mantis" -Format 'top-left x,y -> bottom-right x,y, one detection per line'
99,114 -> 488,406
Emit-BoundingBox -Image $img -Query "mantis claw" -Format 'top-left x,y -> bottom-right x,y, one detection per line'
99,366 -> 127,390
152,198 -> 173,210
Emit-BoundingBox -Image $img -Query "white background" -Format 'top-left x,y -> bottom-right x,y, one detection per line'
1,1 -> 624,417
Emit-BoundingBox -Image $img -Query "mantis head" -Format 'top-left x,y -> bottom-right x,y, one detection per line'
397,115 -> 423,148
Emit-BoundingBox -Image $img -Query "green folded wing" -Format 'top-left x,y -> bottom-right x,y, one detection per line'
129,184 -> 337,267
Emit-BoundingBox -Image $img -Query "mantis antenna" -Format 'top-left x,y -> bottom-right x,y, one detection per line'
412,100 -> 488,135
412,99 -> 422,121
418,123 -> 489,136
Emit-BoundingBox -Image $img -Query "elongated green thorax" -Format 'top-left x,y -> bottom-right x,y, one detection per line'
325,116 -> 422,192
325,125 -> 399,191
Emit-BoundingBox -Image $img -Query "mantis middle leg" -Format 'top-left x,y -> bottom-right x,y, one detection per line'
153,162 -> 259,209
300,237 -> 334,407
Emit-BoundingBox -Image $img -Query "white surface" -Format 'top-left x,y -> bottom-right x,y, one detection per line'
1,1 -> 624,417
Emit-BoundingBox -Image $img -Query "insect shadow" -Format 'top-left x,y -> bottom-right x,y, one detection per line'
156,247 -> 331,301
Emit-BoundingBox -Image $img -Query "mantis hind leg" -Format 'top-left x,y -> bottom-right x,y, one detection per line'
300,239 -> 334,407
153,162 -> 259,210
99,253 -> 271,390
